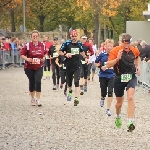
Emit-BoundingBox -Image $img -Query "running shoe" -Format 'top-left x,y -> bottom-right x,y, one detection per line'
106,109 -> 111,116
74,97 -> 79,106
52,85 -> 56,90
127,121 -> 135,132
115,117 -> 122,129
36,99 -> 42,107
100,98 -> 105,107
31,98 -> 36,106
80,91 -> 84,95
67,92 -> 72,101
84,85 -> 87,92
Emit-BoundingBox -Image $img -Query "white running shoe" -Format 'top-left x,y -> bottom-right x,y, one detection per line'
31,98 -> 36,106
106,109 -> 111,116
36,99 -> 42,107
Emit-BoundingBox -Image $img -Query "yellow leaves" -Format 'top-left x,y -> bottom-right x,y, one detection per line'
102,0 -> 123,16
14,0 -> 22,4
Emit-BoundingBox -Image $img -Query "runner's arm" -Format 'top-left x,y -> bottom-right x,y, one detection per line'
134,56 -> 141,67
106,49 -> 121,68
59,41 -> 67,55
94,53 -> 101,67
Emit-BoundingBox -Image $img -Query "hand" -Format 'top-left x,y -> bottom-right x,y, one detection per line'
26,58 -> 33,63
65,53 -> 72,58
136,66 -> 140,76
116,49 -> 123,60
59,64 -> 62,67
87,52 -> 90,56
101,66 -> 107,71
147,60 -> 150,63
40,57 -> 45,62
85,58 -> 89,64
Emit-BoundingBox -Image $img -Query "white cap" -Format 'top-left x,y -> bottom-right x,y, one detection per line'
81,35 -> 87,39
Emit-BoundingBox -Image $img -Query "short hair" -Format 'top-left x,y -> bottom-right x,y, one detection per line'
45,35 -> 49,39
31,30 -> 40,36
140,40 -> 147,46
105,39 -> 114,45
121,33 -> 132,43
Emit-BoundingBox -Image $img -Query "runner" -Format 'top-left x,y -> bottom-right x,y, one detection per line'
43,36 -> 52,79
106,33 -> 141,131
95,39 -> 115,116
87,38 -> 97,82
79,35 -> 94,95
48,37 -> 61,90
59,30 -> 87,106
20,30 -> 46,106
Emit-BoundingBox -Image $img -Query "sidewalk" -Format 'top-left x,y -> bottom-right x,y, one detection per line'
0,68 -> 150,150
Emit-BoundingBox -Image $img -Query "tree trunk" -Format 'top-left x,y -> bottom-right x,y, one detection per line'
39,15 -> 45,32
10,9 -> 16,32
93,11 -> 99,47
83,27 -> 88,36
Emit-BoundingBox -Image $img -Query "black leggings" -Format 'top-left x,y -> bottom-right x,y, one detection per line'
60,70 -> 67,91
60,70 -> 67,84
99,77 -> 114,98
66,67 -> 81,87
81,64 -> 88,79
25,67 -> 43,92
52,64 -> 60,85
44,59 -> 50,71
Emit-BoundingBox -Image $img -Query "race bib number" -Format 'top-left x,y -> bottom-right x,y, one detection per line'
53,52 -> 59,58
121,74 -> 132,82
81,60 -> 86,64
32,58 -> 40,64
63,64 -> 66,69
71,48 -> 79,55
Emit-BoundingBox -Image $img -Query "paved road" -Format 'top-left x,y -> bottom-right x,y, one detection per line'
0,68 -> 150,150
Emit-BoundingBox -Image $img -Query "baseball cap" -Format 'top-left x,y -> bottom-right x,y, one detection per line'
70,30 -> 78,36
81,35 -> 87,39
53,37 -> 58,40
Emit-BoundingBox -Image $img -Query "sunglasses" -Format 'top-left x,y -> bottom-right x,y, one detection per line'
122,40 -> 130,44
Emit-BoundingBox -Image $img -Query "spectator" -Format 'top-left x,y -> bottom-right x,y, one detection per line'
140,40 -> 147,60
11,37 -> 19,67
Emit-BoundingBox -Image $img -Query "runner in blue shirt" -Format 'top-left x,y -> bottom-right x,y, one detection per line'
95,39 -> 115,116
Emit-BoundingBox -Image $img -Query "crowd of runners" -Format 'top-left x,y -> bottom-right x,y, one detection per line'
20,30 -> 141,132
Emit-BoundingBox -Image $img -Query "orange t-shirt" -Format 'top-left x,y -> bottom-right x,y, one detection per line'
108,46 -> 140,61
108,46 -> 140,74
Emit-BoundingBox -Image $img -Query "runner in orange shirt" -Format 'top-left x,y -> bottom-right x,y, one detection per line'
106,33 -> 141,132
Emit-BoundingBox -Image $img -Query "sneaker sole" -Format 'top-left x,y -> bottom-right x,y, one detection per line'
127,124 -> 135,132
74,100 -> 79,106
80,92 -> 84,95
115,122 -> 122,129
67,97 -> 72,101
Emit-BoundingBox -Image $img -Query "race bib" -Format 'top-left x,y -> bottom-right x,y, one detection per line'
45,55 -> 50,59
81,60 -> 86,64
62,64 -> 66,69
71,48 -> 79,55
53,52 -> 59,58
32,58 -> 40,64
121,74 -> 132,82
